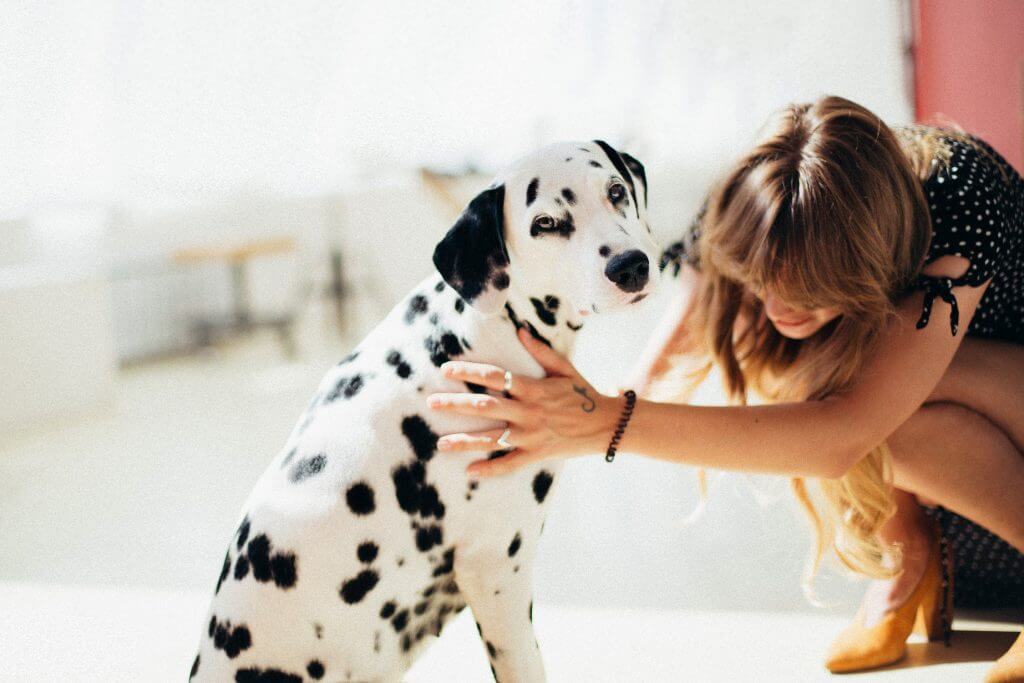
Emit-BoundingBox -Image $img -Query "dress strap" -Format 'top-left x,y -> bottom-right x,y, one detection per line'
915,275 -> 960,336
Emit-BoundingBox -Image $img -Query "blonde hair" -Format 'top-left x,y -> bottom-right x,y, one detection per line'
664,96 -> 952,591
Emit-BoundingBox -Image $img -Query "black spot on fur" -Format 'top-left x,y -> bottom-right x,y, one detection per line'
493,271 -> 510,290
416,525 -> 443,552
561,188 -> 576,205
243,534 -> 297,589
216,551 -> 230,593
190,653 -> 200,678
392,608 -> 410,632
405,294 -> 429,324
565,156 -> 572,162
530,297 -> 557,326
434,280 -> 446,292
337,351 -> 359,366
508,532 -> 522,557
313,622 -> 323,639
454,298 -> 465,313
567,320 -> 583,331
236,517 -> 251,550
529,600 -> 534,622
402,415 -> 439,461
235,668 -> 303,683
234,554 -> 250,580
270,553 -> 297,588
324,374 -> 365,402
247,535 -> 273,582
209,616 -> 216,637
357,541 -> 379,564
589,160 -> 603,168
386,350 -> 413,379
340,569 -> 380,604
433,547 -> 456,577
380,601 -> 397,619
289,453 -> 326,483
424,330 -> 464,367
346,482 -> 376,515
414,600 -> 430,616
306,661 -> 325,680
599,245 -> 611,257
428,312 -> 439,325
487,640 -> 498,658
392,460 -> 445,520
533,470 -> 554,503
526,177 -> 539,206
210,618 -> 252,659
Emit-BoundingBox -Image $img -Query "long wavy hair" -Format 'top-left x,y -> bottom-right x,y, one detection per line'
662,96 -> 952,591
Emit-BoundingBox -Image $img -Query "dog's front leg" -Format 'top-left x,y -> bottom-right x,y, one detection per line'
455,551 -> 545,683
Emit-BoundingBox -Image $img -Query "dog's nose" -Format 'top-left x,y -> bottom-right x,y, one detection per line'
604,250 -> 650,293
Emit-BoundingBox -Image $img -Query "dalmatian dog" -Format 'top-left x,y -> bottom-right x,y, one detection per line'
191,141 -> 659,683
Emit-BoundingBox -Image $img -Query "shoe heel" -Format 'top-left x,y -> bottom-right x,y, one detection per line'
913,526 -> 954,644
914,585 -> 944,640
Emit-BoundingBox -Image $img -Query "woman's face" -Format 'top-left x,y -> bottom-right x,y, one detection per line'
757,288 -> 842,339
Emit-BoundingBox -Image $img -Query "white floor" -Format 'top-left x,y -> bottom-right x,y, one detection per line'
1,581 -> 1017,682
1,306 -> 1019,681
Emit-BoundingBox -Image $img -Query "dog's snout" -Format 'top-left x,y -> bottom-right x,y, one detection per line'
604,249 -> 650,293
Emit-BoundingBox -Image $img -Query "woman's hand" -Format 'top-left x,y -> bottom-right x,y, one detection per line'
427,327 -> 621,477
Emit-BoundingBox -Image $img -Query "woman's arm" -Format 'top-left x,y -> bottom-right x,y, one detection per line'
621,264 -> 702,396
431,259 -> 988,480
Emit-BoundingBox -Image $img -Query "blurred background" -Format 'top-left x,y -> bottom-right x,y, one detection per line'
1,0 -> 1021,679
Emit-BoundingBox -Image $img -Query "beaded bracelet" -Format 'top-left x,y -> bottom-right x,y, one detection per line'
605,389 -> 637,463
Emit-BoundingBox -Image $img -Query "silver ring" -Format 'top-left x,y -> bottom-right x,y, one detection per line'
496,428 -> 513,449
503,370 -> 514,394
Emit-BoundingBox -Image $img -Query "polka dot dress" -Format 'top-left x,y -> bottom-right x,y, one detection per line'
914,131 -> 1024,608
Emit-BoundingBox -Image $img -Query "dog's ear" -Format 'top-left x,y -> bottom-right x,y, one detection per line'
593,140 -> 647,213
621,152 -> 647,209
432,184 -> 511,314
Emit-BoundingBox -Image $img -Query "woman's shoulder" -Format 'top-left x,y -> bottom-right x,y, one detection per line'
911,128 -> 1016,272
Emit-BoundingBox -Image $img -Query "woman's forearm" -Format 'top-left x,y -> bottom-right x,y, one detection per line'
617,398 -> 860,479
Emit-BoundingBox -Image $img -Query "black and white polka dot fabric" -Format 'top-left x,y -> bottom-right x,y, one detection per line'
916,132 -> 1024,608
915,132 -> 1024,341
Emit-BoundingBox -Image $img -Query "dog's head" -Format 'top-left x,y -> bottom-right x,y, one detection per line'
433,141 -> 659,317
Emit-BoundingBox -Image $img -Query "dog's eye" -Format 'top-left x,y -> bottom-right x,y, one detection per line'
608,182 -> 627,203
532,215 -> 555,232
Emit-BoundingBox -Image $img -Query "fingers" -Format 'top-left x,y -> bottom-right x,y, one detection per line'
439,361 -> 542,399
436,429 -> 507,453
426,392 -> 531,424
517,327 -> 576,377
466,449 -> 541,477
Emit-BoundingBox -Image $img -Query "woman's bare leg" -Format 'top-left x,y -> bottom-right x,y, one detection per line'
860,488 -> 934,625
858,337 -> 1024,622
888,401 -> 1024,552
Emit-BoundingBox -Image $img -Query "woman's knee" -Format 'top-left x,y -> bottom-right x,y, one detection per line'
888,402 -> 980,470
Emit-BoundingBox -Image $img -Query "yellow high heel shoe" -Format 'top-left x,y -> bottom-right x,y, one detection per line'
986,630 -> 1024,683
825,523 -> 952,673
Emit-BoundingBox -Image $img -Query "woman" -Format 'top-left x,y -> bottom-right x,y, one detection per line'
427,96 -> 1024,679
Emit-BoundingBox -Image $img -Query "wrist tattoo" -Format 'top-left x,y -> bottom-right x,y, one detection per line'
572,384 -> 596,413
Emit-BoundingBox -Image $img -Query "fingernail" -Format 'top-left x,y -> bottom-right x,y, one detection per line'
437,438 -> 451,451
426,395 -> 441,408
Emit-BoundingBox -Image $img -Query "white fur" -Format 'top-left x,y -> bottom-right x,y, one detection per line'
192,142 -> 658,683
